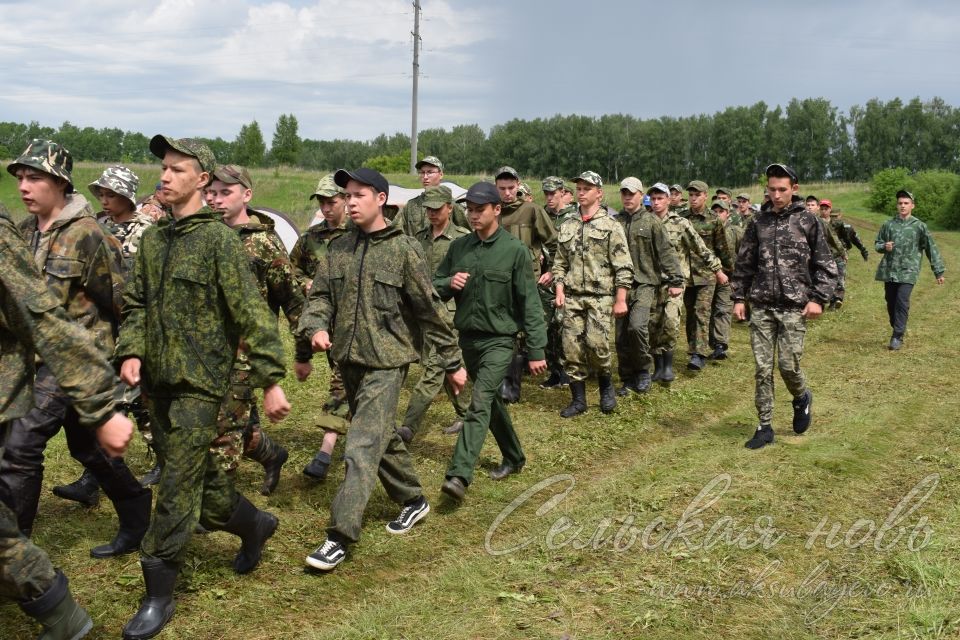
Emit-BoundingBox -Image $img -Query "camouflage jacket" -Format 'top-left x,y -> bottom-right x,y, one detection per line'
289,218 -> 350,292
499,199 -> 558,277
545,204 -> 578,231
298,223 -> 462,371
873,215 -> 945,284
614,208 -> 684,289
553,205 -> 634,297
414,221 -> 471,320
116,208 -> 286,400
658,211 -> 722,284
831,218 -> 868,255
731,198 -> 838,308
393,192 -> 468,236
725,220 -> 745,260
138,195 -> 169,222
0,208 -> 116,427
233,209 -> 311,362
819,217 -> 847,260
680,207 -> 734,281
19,194 -> 124,358
98,211 -> 155,275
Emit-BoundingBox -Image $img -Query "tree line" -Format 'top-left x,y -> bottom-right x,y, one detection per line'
1,96 -> 959,188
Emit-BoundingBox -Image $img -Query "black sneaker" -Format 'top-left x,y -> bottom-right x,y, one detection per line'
385,497 -> 430,534
303,451 -> 331,480
745,425 -> 774,449
792,389 -> 812,434
306,539 -> 346,571
889,336 -> 903,351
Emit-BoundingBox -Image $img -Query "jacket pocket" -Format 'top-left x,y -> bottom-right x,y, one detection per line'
373,270 -> 403,311
43,256 -> 84,304
482,269 -> 513,312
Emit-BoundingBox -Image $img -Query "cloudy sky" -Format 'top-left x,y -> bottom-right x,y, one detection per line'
1,0 -> 958,143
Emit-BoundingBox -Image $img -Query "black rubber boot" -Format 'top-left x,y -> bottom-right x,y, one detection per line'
559,381 -> 587,418
90,490 -> 152,559
122,557 -> 178,640
598,374 -> 617,414
19,570 -> 93,640
246,432 -> 288,496
51,468 -> 100,508
660,350 -> 676,383
219,496 -> 279,574
651,353 -> 664,382
634,370 -> 651,393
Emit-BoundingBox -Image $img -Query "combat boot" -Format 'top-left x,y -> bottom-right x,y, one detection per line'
559,381 -> 587,418
246,432 -> 288,496
90,490 -> 152,559
19,570 -> 92,640
52,468 -> 100,507
598,374 -> 617,414
651,353 -> 664,382
122,557 -> 178,640
220,496 -> 278,574
660,350 -> 676,383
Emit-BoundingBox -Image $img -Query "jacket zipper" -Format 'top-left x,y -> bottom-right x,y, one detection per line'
345,233 -> 369,362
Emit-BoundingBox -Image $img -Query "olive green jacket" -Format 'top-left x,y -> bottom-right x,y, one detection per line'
874,215 -> 945,284
614,208 -> 684,289
499,199 -> 558,277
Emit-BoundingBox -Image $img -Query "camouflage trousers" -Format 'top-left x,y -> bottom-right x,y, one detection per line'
615,284 -> 656,378
141,394 -> 239,562
684,283 -> 715,356
208,367 -> 283,473
401,340 -> 470,436
561,294 -> 615,381
327,364 -> 422,544
540,284 -> 564,375
447,334 -> 525,485
650,285 -> 684,354
833,259 -> 847,301
749,307 -> 808,425
709,282 -> 733,349
0,425 -> 56,602
318,355 -> 350,435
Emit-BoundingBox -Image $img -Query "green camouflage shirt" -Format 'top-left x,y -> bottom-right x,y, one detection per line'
614,208 -> 684,288
545,203 -> 578,231
680,207 -> 734,282
393,192 -> 468,237
98,211 -> 155,275
0,208 -> 116,427
819,217 -> 847,260
553,204 -> 634,296
19,194 -> 124,358
874,215 -> 946,284
658,211 -> 722,284
289,218 -> 350,292
298,223 -> 462,371
116,208 -> 286,399
414,221 -> 471,321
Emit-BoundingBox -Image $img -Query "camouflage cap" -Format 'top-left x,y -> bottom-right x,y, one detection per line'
736,192 -> 751,201
829,209 -> 842,217
563,180 -> 576,193
88,165 -> 140,207
310,173 -> 345,200
687,180 -> 709,193
422,185 -> 453,208
647,182 -> 671,195
541,176 -> 564,193
711,199 -> 732,212
149,135 -> 217,174
518,182 -> 532,197
766,162 -> 799,183
415,156 -> 444,171
495,166 -> 520,181
619,177 -> 644,193
212,164 -> 253,190
669,183 -> 683,193
573,171 -> 603,187
715,187 -> 733,197
896,189 -> 915,202
7,139 -> 74,188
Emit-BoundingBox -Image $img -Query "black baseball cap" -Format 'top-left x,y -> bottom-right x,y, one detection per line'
464,181 -> 500,205
334,168 -> 389,196
765,163 -> 799,184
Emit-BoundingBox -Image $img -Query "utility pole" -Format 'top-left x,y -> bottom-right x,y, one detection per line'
410,0 -> 421,174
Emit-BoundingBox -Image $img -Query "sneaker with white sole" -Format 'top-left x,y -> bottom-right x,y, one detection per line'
385,497 -> 430,534
306,539 -> 346,571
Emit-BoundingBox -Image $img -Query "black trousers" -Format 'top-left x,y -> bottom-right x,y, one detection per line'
0,365 -> 147,535
884,282 -> 914,338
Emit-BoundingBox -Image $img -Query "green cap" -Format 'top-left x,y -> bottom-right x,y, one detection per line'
310,173 -> 344,200
212,164 -> 253,189
572,170 -> 603,187
711,199 -> 731,212
715,187 -> 733,197
736,193 -> 751,201
149,135 -> 217,174
88,165 -> 139,207
541,176 -> 564,192
422,185 -> 453,208
687,180 -> 708,193
669,184 -> 683,193
416,156 -> 444,171
7,139 -> 74,189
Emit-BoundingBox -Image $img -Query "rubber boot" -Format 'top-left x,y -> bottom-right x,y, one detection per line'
122,557 -> 178,640
635,369 -> 652,393
219,496 -> 279,574
245,432 -> 288,496
660,350 -> 676,383
598,374 -> 617,414
90,490 -> 152,559
19,570 -> 93,640
559,381 -> 587,418
651,353 -> 664,382
51,468 -> 100,507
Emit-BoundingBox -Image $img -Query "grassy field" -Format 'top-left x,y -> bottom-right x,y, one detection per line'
2,179 -> 959,639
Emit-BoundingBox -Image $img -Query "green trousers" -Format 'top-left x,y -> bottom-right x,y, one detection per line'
446,334 -> 526,484
615,284 -> 656,378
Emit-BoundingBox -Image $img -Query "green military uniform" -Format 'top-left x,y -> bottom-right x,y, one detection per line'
298,216 -> 462,543
434,225 -> 547,484
831,214 -> 869,261
707,202 -> 738,358
553,204 -> 634,381
540,176 -> 578,386
680,205 -> 732,361
401,217 -> 472,436
393,193 -> 468,236
819,216 -> 847,305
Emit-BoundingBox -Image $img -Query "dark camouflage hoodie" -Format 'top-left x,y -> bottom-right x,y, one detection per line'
731,196 -> 838,308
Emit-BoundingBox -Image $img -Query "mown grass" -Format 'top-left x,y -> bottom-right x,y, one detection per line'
2,180 -> 959,639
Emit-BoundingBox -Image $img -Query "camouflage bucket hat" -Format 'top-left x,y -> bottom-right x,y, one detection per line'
212,164 -> 253,189
541,176 -> 564,192
416,155 -> 444,172
422,185 -> 453,208
149,135 -> 217,174
310,173 -> 345,200
573,170 -> 603,187
88,165 -> 140,207
7,139 -> 74,188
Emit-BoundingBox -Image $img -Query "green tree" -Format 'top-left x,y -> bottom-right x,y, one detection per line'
234,120 -> 266,167
270,114 -> 301,166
